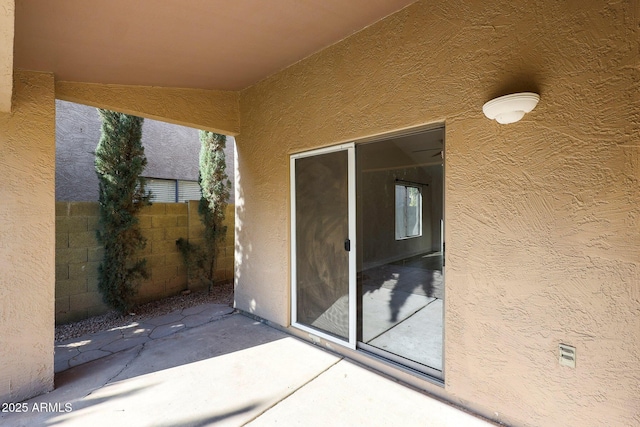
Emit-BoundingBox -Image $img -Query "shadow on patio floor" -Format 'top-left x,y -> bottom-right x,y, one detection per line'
2,312 -> 496,427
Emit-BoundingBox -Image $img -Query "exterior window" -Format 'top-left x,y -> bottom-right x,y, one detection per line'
145,178 -> 201,203
395,184 -> 422,239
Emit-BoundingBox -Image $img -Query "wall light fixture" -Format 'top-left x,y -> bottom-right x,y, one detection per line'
482,92 -> 540,124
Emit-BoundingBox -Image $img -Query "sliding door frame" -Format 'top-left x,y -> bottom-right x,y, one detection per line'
290,143 -> 357,348
353,123 -> 446,381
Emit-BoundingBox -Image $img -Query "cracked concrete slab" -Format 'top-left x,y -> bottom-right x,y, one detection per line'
144,311 -> 185,326
2,347 -> 144,426
69,349 -> 113,368
2,315 -> 340,427
54,344 -> 80,359
101,336 -> 150,353
149,322 -> 186,339
182,302 -> 230,316
5,311 -> 495,426
120,322 -> 154,339
111,314 -> 296,382
75,330 -> 122,352
54,304 -> 236,373
183,313 -> 216,327
198,304 -> 235,318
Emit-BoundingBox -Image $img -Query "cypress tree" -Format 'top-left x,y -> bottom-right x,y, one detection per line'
199,131 -> 231,259
177,131 -> 230,291
95,110 -> 151,313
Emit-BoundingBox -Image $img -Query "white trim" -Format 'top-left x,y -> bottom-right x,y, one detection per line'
290,143 -> 356,349
347,146 -> 356,347
290,127 -> 447,377
440,132 -> 446,380
290,142 -> 355,159
291,322 -> 350,345
290,155 -> 297,330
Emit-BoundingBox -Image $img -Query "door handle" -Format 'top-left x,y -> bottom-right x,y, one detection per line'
344,239 -> 351,252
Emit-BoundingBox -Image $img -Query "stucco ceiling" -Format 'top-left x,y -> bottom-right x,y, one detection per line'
13,0 -> 416,91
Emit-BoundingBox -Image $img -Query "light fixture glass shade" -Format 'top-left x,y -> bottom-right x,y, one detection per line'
482,92 -> 540,124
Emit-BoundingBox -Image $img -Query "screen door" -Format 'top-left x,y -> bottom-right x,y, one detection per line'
290,144 -> 356,347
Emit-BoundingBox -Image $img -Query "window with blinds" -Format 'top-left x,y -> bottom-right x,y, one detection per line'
144,178 -> 201,203
178,180 -> 202,202
146,178 -> 176,203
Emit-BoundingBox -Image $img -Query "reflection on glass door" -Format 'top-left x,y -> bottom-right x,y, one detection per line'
356,127 -> 444,378
291,145 -> 355,346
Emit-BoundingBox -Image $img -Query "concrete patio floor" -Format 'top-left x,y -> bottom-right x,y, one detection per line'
2,309 -> 496,427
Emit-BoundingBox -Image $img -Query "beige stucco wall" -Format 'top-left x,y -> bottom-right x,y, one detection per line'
236,1 -> 640,426
0,70 -> 55,403
0,0 -> 14,112
56,81 -> 240,135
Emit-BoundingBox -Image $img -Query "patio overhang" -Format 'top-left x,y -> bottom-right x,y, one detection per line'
13,0 -> 417,92
56,81 -> 240,135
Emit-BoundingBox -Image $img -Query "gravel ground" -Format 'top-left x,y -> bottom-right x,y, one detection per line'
55,282 -> 234,343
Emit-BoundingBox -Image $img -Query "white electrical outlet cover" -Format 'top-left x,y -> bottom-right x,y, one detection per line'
559,344 -> 576,368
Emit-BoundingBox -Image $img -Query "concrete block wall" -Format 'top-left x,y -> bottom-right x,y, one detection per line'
55,202 -> 103,324
186,200 -> 235,284
135,202 -> 190,306
55,201 -> 235,324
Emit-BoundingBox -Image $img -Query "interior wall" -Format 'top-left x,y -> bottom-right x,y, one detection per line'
236,1 -> 640,425
424,164 -> 442,252
0,70 -> 55,403
360,165 -> 434,268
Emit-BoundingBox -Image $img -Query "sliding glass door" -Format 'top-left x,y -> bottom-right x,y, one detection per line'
356,127 -> 444,378
290,144 -> 356,347
291,128 -> 444,378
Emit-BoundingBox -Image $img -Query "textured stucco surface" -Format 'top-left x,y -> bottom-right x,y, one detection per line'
0,70 -> 55,403
0,0 -> 14,112
55,100 -> 236,202
56,81 -> 240,135
236,1 -> 640,426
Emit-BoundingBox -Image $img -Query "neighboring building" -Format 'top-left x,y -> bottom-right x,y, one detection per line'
55,99 -> 235,203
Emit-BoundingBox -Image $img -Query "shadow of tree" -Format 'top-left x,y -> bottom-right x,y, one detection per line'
360,253 -> 443,322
